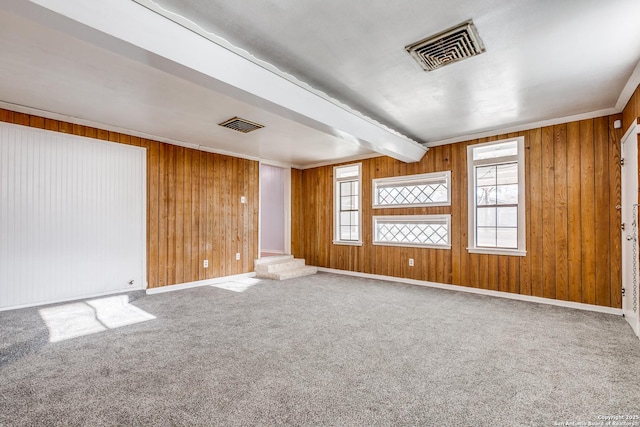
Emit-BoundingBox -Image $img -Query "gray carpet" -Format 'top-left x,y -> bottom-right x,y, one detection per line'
1,272 -> 639,426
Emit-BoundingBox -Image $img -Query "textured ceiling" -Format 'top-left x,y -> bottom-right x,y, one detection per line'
149,0 -> 640,143
0,0 -> 639,167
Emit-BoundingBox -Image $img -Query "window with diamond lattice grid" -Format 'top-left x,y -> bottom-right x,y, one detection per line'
373,215 -> 451,249
373,171 -> 450,208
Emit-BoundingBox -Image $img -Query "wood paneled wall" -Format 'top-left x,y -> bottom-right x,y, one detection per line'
0,108 -> 259,289
292,115 -> 623,308
622,83 -> 640,132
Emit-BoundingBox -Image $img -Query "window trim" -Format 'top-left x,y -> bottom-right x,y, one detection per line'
333,163 -> 363,246
467,137 -> 526,257
372,214 -> 451,249
372,171 -> 451,208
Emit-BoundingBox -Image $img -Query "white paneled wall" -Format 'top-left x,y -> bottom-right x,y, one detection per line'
0,122 -> 146,310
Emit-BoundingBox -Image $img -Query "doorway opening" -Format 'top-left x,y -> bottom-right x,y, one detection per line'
259,163 -> 290,259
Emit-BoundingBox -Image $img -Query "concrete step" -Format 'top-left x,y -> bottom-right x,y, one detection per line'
258,266 -> 318,281
254,255 -> 317,281
254,255 -> 293,269
255,258 -> 306,274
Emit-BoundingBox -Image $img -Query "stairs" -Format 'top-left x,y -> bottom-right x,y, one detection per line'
254,255 -> 317,280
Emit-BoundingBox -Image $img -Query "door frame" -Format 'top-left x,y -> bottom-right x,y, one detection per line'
621,121 -> 640,337
258,161 -> 291,259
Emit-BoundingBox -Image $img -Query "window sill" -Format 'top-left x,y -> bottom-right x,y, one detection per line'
373,242 -> 451,250
372,202 -> 452,209
333,240 -> 363,246
467,247 -> 526,257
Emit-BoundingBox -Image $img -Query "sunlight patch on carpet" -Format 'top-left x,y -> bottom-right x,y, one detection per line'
38,295 -> 155,343
211,277 -> 263,293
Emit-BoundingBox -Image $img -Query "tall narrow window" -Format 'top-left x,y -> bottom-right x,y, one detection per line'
467,138 -> 526,256
334,163 -> 362,245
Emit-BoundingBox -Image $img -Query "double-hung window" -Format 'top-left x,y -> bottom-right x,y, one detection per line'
467,138 -> 526,256
333,163 -> 362,245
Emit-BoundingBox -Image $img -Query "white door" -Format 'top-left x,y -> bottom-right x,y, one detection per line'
621,124 -> 640,337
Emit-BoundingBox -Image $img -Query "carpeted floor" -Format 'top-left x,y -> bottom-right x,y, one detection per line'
1,272 -> 639,426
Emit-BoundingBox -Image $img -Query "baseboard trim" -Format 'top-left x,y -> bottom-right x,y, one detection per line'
145,272 -> 257,295
0,286 -> 146,312
317,267 -> 622,316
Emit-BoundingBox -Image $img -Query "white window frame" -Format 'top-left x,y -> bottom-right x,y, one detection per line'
333,163 -> 362,246
372,171 -> 451,208
373,215 -> 451,249
467,137 -> 526,256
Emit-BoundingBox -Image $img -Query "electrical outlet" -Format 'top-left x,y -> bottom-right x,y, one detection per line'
235,253 -> 240,261
203,260 -> 209,268
409,258 -> 414,267
241,196 -> 246,204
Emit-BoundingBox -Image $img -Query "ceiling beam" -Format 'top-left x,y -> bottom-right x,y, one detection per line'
5,0 -> 427,163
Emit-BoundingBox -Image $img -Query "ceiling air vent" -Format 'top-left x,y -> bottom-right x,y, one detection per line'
405,20 -> 485,72
218,117 -> 264,133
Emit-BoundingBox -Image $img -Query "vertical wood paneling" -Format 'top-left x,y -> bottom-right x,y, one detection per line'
208,153 -> 217,277
232,157 -> 239,275
182,148 -> 192,282
622,85 -> 639,132
0,108 -> 259,290
158,141 -> 168,288
167,144 -> 177,285
147,140 -> 160,289
291,114 -> 623,308
566,122 -> 582,303
242,160 -> 250,272
541,126 -> 556,299
580,119 -> 596,305
594,117 -> 610,307
175,146 -> 185,284
553,125 -> 568,301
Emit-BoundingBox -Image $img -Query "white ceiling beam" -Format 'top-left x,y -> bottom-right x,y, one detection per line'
5,0 -> 427,163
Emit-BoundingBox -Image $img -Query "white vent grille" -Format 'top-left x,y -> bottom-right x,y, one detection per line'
405,20 -> 485,72
218,117 -> 264,133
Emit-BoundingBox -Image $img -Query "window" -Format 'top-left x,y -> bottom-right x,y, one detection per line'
373,215 -> 451,249
467,138 -> 526,256
372,171 -> 451,208
334,163 -> 362,245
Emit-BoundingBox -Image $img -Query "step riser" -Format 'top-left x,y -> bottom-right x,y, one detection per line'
258,267 -> 318,281
255,259 -> 305,274
254,256 -> 317,281
254,255 -> 293,268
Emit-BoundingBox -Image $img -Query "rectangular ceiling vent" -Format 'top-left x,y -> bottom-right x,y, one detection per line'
218,117 -> 264,133
405,20 -> 485,72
